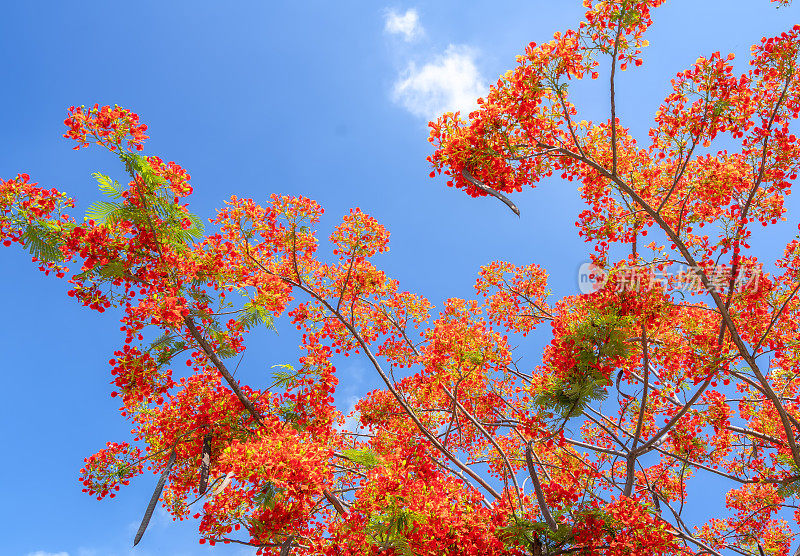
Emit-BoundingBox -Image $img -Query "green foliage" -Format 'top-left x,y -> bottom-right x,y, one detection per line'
22,221 -> 64,262
341,448 -> 380,470
777,479 -> 800,499
463,348 -> 484,366
711,99 -> 732,118
549,522 -> 575,544
363,497 -> 421,556
576,506 -> 616,534
536,310 -> 632,418
498,506 -> 632,554
253,481 -> 285,510
774,454 -> 800,499
497,517 -> 541,551
186,287 -> 212,306
93,172 -> 125,199
568,311 -> 633,364
270,363 -> 299,389
246,482 -> 289,541
85,200 -> 125,224
96,260 -> 126,279
537,367 -> 609,419
86,173 -> 130,225
207,328 -> 237,358
122,153 -> 165,189
276,401 -> 305,432
498,516 -> 574,552
87,160 -> 205,250
147,332 -> 187,366
71,258 -> 128,284
237,301 -> 277,333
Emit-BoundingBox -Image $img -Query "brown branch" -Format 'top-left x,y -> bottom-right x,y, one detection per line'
623,325 -> 651,497
442,385 -> 523,512
183,316 -> 264,427
609,12 -> 624,176
241,244 -> 503,500
544,143 -> 800,469
462,168 -> 520,217
525,441 -> 558,531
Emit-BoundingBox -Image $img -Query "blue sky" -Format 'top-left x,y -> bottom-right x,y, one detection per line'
2,1 -> 800,555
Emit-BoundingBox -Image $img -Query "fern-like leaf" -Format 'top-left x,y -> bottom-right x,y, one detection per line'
778,479 -> 800,499
342,448 -> 381,469
86,200 -> 125,224
254,481 -> 286,509
270,364 -> 298,388
93,172 -> 124,199
237,301 -> 277,332
96,260 -> 126,279
22,224 -> 63,262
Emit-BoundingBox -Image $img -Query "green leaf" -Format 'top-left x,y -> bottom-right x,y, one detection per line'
363,505 -> 419,554
535,309 -> 633,419
253,481 -> 285,509
93,172 -> 124,199
146,333 -> 187,366
551,523 -> 574,543
124,153 -> 167,189
270,364 -> 298,388
187,288 -> 212,305
464,349 -> 483,366
778,478 -> 800,499
22,224 -> 64,262
497,518 -> 541,550
237,301 -> 277,332
86,200 -> 127,225
185,214 -> 205,238
276,402 -> 305,431
208,329 -> 237,358
342,448 -> 381,469
96,260 -> 126,279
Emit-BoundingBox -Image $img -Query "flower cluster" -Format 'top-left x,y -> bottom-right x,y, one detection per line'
64,104 -> 149,152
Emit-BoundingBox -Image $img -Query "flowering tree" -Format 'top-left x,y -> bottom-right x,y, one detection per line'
4,1 -> 800,554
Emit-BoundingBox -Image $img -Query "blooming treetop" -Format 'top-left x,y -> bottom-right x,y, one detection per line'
3,1 -> 800,555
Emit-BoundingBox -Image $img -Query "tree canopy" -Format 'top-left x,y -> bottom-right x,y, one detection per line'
4,1 -> 800,554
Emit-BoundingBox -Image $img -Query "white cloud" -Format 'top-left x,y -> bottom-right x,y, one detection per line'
27,552 -> 69,556
384,8 -> 423,41
392,44 -> 487,120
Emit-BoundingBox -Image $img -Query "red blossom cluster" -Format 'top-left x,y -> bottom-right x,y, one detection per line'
80,441 -> 143,500
64,104 -> 149,152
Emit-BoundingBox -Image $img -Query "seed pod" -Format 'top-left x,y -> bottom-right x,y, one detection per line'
199,434 -> 212,495
133,448 -> 176,547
